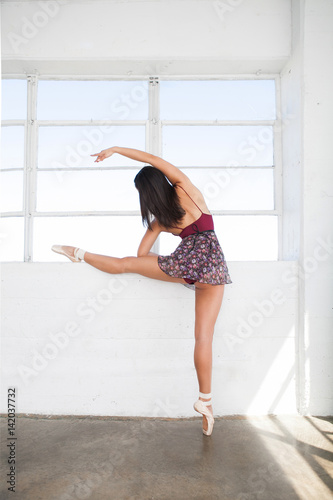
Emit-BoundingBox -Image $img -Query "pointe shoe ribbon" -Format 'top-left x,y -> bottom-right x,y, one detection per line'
193,399 -> 214,436
51,245 -> 85,262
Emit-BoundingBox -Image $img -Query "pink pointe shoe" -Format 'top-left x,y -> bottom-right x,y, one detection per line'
51,245 -> 86,263
193,392 -> 214,436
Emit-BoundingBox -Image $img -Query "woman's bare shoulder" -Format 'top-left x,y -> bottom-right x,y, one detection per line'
174,180 -> 210,213
153,218 -> 172,234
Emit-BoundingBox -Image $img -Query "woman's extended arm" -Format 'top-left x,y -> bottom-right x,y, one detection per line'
91,146 -> 189,185
137,219 -> 162,256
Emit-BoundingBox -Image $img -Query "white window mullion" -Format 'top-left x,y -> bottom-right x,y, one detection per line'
148,76 -> 161,254
24,75 -> 38,262
274,75 -> 283,261
29,211 -> 142,217
37,120 -> 147,127
161,120 -> 275,127
148,77 -> 160,155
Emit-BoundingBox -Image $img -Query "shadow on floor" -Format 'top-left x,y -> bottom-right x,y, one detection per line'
0,415 -> 332,500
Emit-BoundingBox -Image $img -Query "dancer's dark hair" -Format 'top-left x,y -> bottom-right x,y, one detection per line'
134,166 -> 185,230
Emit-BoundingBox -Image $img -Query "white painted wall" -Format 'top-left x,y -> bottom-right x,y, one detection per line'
1,0 -> 291,75
1,262 -> 298,416
280,0 -> 333,416
1,0 -> 332,416
299,0 -> 333,415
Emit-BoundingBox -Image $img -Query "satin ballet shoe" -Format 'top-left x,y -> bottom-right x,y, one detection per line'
51,245 -> 86,263
193,392 -> 214,436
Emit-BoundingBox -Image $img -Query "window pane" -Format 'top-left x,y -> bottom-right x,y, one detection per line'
33,216 -> 146,261
37,80 -> 148,120
162,126 -> 273,167
0,171 -> 24,212
1,126 -> 25,169
214,215 -> 278,261
38,125 -> 146,169
158,231 -> 180,257
36,170 -> 141,212
186,168 -> 274,210
1,79 -> 27,120
160,80 -> 276,120
0,217 -> 24,261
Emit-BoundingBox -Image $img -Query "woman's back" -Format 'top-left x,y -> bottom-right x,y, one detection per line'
163,182 -> 211,236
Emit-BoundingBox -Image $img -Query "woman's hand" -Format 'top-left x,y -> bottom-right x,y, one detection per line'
91,147 -> 116,163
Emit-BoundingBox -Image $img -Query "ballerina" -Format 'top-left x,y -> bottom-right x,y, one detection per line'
52,146 -> 232,435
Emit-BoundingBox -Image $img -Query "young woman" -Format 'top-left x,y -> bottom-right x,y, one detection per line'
52,146 -> 232,436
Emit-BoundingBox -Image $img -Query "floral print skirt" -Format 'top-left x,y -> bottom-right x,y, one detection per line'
158,230 -> 232,286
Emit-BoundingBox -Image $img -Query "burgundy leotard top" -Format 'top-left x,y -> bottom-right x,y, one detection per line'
172,185 -> 214,239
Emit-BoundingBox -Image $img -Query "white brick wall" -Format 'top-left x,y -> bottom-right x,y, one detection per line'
1,261 -> 298,416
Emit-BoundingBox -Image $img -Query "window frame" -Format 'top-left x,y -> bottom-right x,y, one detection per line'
1,74 -> 282,261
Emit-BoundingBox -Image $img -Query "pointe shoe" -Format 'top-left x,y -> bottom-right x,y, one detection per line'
51,245 -> 86,263
193,392 -> 214,436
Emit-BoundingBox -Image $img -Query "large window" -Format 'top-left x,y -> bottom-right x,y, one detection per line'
1,76 -> 280,262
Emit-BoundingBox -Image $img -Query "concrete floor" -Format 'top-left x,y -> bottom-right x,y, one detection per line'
0,415 -> 332,500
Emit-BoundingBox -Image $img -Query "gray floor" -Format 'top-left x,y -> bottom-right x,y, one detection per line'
1,415 -> 332,500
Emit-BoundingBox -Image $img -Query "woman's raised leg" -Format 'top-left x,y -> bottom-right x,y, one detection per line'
57,246 -> 186,284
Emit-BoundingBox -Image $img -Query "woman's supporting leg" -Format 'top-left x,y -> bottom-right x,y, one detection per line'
194,283 -> 225,431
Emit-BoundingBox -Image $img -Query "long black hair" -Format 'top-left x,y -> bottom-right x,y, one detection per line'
134,166 -> 185,230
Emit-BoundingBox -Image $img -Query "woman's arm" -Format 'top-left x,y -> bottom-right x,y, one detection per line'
91,146 -> 189,186
137,219 -> 163,257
